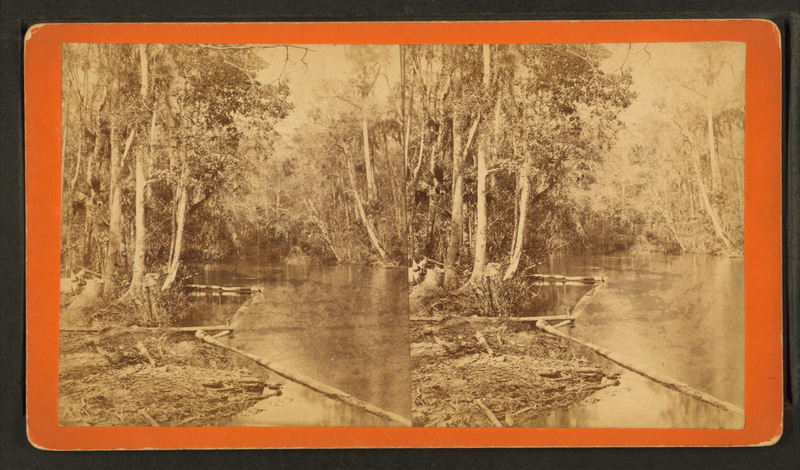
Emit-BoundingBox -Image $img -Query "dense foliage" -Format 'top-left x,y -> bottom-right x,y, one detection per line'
60,42 -> 745,316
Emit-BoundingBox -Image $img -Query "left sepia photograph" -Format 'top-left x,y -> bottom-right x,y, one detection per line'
57,43 -> 411,427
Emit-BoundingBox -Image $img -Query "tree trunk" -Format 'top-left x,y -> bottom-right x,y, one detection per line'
690,142 -> 734,252
647,186 -> 686,252
403,60 -> 414,177
303,197 -> 342,262
103,127 -> 136,296
102,128 -> 120,295
423,122 -> 445,259
61,89 -> 71,197
130,111 -> 156,293
162,183 -> 187,291
361,94 -> 377,203
80,140 -> 96,269
382,134 -> 404,241
504,164 -> 531,280
346,156 -> 387,259
706,82 -> 721,193
469,44 -> 492,285
469,143 -> 488,283
131,44 -> 153,294
444,111 -> 465,288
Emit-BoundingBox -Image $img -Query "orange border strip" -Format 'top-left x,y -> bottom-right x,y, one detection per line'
25,20 -> 783,449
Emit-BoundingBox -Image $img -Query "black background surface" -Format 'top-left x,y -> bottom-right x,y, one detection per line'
2,1 -> 798,468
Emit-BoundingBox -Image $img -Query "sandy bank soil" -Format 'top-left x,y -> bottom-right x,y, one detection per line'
58,329 -> 283,427
411,317 -> 620,427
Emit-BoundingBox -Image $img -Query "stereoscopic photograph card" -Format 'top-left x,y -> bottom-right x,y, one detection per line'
24,20 -> 783,449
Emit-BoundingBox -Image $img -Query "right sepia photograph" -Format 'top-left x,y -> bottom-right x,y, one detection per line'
404,42 -> 745,429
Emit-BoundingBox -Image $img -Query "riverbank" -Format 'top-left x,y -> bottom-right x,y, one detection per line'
411,314 -> 620,427
58,327 -> 283,426
58,287 -> 282,427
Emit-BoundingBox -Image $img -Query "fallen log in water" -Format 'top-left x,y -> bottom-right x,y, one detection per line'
195,330 -> 412,427
526,273 -> 603,284
551,320 -> 572,329
506,316 -> 572,323
60,325 -> 231,333
535,320 -> 745,417
229,294 -> 257,330
186,284 -> 263,294
410,315 -> 573,323
570,284 -> 601,319
532,280 -> 599,286
189,291 -> 252,297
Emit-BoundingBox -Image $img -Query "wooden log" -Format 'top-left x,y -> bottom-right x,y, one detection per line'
229,294 -> 257,330
410,316 -> 444,322
474,399 -> 503,427
505,315 -> 572,322
526,273 -> 603,283
186,284 -> 262,293
551,319 -> 573,328
570,285 -> 601,319
195,330 -> 412,427
409,315 -> 571,323
60,325 -> 231,333
535,320 -> 745,417
531,281 -> 597,287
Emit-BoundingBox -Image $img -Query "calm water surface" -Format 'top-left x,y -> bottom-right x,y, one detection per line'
180,262 -> 410,427
182,250 -> 744,429
526,250 -> 745,428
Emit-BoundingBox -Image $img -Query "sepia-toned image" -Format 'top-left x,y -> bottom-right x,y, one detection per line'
26,20 -> 785,450
58,43 -> 411,427
405,43 -> 746,428
56,38 -> 747,431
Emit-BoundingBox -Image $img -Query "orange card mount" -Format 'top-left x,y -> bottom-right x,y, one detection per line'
25,20 -> 783,449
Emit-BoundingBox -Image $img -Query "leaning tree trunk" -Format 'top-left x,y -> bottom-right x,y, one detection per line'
706,82 -> 721,193
504,164 -> 531,280
346,156 -> 387,259
690,142 -> 734,252
361,94 -> 377,203
162,181 -> 188,291
382,134 -> 405,241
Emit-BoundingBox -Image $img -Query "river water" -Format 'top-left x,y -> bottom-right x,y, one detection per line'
181,251 -> 744,429
521,250 -> 745,428
179,262 -> 410,427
